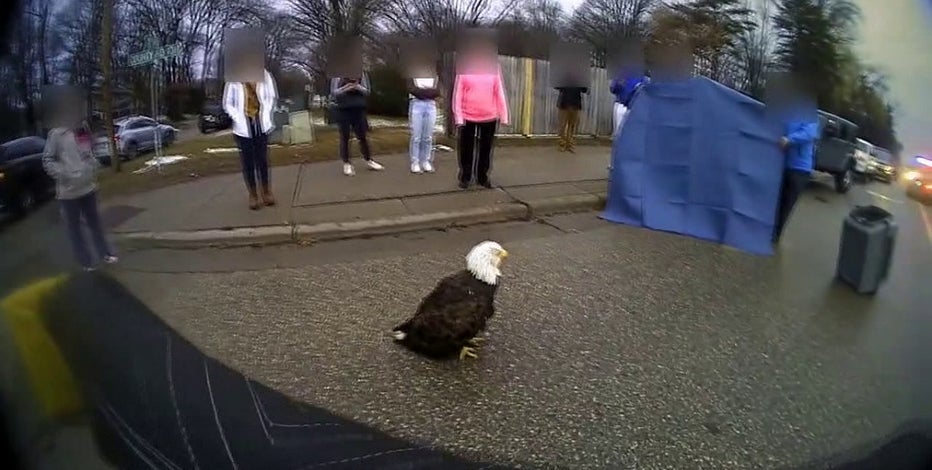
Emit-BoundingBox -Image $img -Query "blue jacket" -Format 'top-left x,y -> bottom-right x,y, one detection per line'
782,117 -> 820,172
609,75 -> 646,106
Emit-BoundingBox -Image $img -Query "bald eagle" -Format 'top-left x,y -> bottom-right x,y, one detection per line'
391,241 -> 508,360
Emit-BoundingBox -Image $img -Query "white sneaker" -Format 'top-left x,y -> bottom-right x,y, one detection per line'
422,161 -> 434,173
411,162 -> 422,174
343,163 -> 355,176
367,160 -> 384,171
103,255 -> 119,264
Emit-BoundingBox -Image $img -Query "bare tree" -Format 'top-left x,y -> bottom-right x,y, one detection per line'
381,0 -> 518,50
568,0 -> 656,65
731,0 -> 773,98
509,0 -> 567,34
289,0 -> 387,80
100,0 -> 118,172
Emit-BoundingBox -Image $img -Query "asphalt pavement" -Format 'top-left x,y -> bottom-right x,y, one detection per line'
2,178 -> 931,469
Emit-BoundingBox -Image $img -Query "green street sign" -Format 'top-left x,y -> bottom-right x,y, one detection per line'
129,42 -> 183,67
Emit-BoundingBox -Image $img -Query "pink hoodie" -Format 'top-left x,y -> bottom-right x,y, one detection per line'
452,68 -> 509,126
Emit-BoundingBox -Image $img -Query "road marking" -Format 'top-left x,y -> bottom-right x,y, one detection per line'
866,190 -> 905,204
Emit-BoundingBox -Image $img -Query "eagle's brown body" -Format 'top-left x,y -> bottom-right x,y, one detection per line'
391,269 -> 498,359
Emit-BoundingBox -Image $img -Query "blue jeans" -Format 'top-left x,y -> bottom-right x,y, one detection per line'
60,190 -> 114,269
234,117 -> 270,192
409,99 -> 436,165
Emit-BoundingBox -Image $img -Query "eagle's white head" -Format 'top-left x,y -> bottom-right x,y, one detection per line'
466,241 -> 508,285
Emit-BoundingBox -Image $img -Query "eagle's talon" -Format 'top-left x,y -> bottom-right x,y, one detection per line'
467,337 -> 485,346
459,346 -> 479,360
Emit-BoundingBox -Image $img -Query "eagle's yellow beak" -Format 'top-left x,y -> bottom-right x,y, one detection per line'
498,249 -> 509,260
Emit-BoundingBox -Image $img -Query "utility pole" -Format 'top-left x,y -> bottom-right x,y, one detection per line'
100,0 -> 119,172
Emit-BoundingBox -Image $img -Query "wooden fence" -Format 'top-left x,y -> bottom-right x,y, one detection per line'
474,54 -> 753,137
494,55 -> 615,137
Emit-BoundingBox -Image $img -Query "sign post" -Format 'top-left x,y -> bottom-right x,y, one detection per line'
129,37 -> 182,173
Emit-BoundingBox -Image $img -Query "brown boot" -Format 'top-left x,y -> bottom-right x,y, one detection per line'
248,190 -> 260,210
260,185 -> 276,206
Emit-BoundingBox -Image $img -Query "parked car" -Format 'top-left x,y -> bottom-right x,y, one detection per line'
198,104 -> 232,134
814,110 -> 859,193
852,138 -> 874,181
905,171 -> 932,205
867,147 -> 897,183
0,136 -> 54,216
93,116 -> 177,165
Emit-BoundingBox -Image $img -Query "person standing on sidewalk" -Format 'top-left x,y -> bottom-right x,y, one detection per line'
331,72 -> 384,176
408,74 -> 440,174
554,85 -> 588,152
452,50 -> 509,189
223,67 -> 279,210
41,106 -> 118,271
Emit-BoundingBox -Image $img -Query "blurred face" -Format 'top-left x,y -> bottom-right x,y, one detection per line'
55,96 -> 84,128
461,45 -> 496,72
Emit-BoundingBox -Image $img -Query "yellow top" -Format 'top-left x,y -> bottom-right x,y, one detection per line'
244,82 -> 259,118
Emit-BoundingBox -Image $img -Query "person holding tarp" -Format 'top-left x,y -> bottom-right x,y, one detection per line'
768,75 -> 820,244
609,65 -> 648,139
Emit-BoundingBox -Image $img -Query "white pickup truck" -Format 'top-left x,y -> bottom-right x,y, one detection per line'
853,138 -> 874,178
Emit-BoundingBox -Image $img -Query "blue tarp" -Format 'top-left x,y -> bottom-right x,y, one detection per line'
602,77 -> 784,256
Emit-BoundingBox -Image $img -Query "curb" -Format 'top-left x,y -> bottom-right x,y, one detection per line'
113,196 -> 606,249
523,193 -> 606,217
116,225 -> 294,249
293,203 -> 529,243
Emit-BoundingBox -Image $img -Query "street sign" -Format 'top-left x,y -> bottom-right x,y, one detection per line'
129,41 -> 183,67
126,37 -> 183,172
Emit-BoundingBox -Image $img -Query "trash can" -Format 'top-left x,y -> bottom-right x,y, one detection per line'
835,205 -> 897,294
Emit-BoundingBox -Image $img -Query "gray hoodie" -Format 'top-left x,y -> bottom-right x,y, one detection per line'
42,128 -> 99,200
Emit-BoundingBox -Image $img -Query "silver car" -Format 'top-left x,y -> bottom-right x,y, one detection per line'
94,116 -> 177,164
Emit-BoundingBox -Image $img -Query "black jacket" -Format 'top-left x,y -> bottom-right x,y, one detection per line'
555,87 -> 588,110
408,78 -> 440,101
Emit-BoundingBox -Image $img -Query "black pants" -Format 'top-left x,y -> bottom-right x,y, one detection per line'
234,117 -> 270,192
458,120 -> 497,184
336,108 -> 371,163
773,169 -> 810,242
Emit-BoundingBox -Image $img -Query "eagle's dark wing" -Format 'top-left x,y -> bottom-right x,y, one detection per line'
392,270 -> 495,359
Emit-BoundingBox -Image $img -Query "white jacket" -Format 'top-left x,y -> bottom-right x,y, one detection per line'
222,69 -> 279,138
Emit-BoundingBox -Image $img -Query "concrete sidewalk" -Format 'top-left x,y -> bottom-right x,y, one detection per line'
104,146 -> 610,248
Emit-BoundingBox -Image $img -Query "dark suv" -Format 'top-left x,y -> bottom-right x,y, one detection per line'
0,136 -> 54,216
814,111 -> 859,193
198,104 -> 232,134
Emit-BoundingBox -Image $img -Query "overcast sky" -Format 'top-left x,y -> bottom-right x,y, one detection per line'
853,0 -> 932,158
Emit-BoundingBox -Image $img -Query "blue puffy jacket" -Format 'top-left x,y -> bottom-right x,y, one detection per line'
609,75 -> 647,107
782,116 -> 820,172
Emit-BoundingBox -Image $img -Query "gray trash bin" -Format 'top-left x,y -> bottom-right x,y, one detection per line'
835,205 -> 897,294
